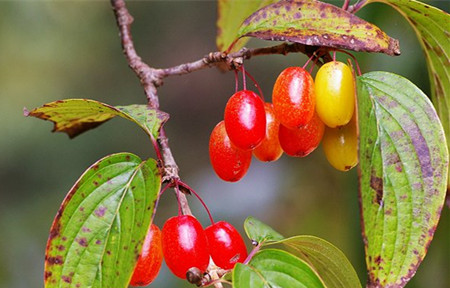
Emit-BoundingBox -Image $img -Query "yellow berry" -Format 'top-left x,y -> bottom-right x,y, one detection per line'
322,116 -> 358,171
315,61 -> 355,128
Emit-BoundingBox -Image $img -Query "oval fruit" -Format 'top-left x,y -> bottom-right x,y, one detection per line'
129,224 -> 163,286
315,61 -> 355,127
278,113 -> 325,157
272,67 -> 315,128
224,90 -> 266,150
322,115 -> 358,171
209,121 -> 252,182
253,103 -> 283,162
162,215 -> 210,279
205,221 -> 248,270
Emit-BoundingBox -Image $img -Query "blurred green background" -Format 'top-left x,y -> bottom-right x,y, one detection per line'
0,1 -> 448,287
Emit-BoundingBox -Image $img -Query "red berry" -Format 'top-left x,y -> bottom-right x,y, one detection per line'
129,224 -> 163,286
162,215 -> 210,279
224,90 -> 266,150
209,121 -> 252,182
205,221 -> 248,270
253,103 -> 283,162
278,113 -> 325,157
272,67 -> 315,128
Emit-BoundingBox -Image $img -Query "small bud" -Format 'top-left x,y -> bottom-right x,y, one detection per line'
186,267 -> 203,286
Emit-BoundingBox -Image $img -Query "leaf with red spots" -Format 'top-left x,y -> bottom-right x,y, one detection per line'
365,0 -> 450,202
357,72 -> 448,287
216,0 -> 277,52
44,153 -> 161,288
25,99 -> 169,139
233,0 -> 400,55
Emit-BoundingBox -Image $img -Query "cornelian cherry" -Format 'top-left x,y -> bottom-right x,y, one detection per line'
253,103 -> 283,162
205,221 -> 248,270
129,224 -> 163,286
224,90 -> 266,150
209,121 -> 252,182
272,67 -> 315,128
162,215 -> 210,279
322,115 -> 358,171
315,61 -> 355,127
278,113 -> 325,157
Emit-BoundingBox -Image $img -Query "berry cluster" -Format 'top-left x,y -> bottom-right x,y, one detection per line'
209,60 -> 358,182
129,216 -> 247,286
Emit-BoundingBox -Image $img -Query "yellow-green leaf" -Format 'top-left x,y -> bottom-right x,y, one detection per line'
217,0 -> 277,52
44,153 -> 161,288
272,236 -> 362,288
234,0 -> 400,55
357,71 -> 448,287
365,0 -> 450,195
233,249 -> 325,288
25,99 -> 168,139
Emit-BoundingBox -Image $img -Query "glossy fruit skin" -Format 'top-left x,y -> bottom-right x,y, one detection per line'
209,121 -> 252,182
205,221 -> 248,270
129,224 -> 163,286
322,115 -> 358,171
162,215 -> 210,279
253,103 -> 283,162
224,90 -> 266,150
272,67 -> 315,128
278,113 -> 325,157
315,61 -> 355,128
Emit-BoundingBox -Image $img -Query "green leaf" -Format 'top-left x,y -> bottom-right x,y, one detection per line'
44,153 -> 161,288
234,0 -> 400,55
365,0 -> 450,195
271,236 -> 362,288
25,99 -> 169,139
216,0 -> 277,52
232,249 -> 325,288
357,71 -> 448,287
243,216 -> 284,244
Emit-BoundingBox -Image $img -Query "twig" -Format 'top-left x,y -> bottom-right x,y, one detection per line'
111,0 -> 160,107
111,0 -> 192,216
157,43 -> 329,81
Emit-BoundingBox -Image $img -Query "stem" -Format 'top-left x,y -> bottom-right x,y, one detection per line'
334,49 -> 362,75
149,134 -> 163,163
342,0 -> 350,10
243,70 -> 264,101
302,52 -> 316,70
175,181 -> 183,216
241,66 -> 247,90
348,0 -> 368,13
178,180 -> 215,225
243,243 -> 262,265
234,70 -> 239,93
151,183 -> 171,224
